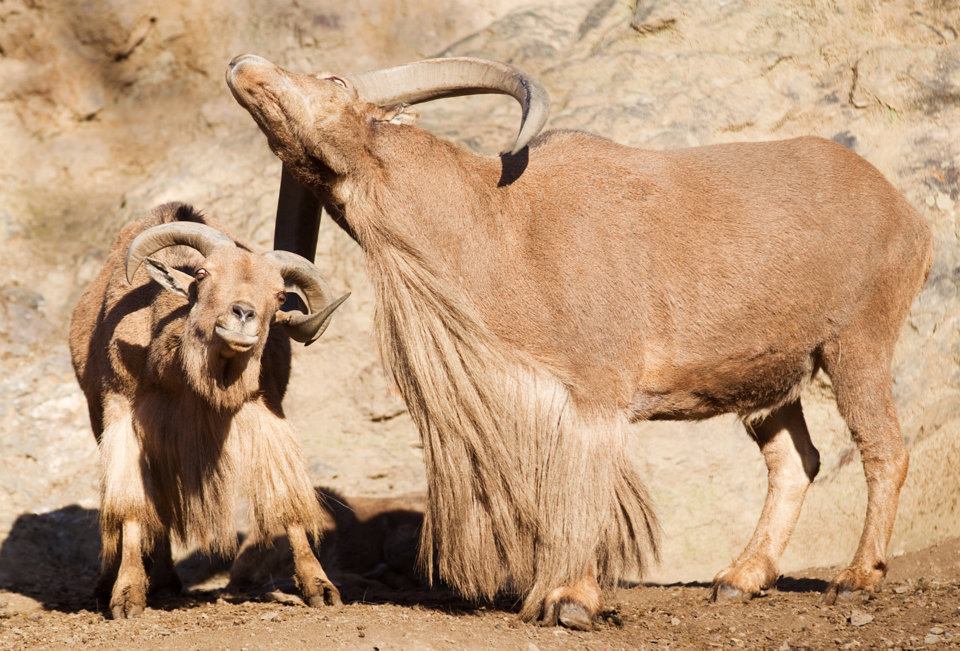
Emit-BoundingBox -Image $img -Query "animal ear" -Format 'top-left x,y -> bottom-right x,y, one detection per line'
144,258 -> 194,299
379,104 -> 419,126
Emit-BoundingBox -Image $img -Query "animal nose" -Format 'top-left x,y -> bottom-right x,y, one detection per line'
231,302 -> 256,323
229,54 -> 267,70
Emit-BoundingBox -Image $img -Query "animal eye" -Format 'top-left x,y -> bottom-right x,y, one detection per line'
276,291 -> 287,304
195,268 -> 209,281
326,76 -> 348,89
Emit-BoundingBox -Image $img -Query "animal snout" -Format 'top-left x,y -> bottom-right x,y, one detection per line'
231,302 -> 256,324
229,54 -> 269,71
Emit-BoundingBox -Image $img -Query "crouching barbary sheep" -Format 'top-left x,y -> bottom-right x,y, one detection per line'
226,55 -> 934,629
69,203 -> 349,618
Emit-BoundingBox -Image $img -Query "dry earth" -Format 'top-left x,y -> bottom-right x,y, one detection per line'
1,525 -> 959,649
0,0 -> 959,648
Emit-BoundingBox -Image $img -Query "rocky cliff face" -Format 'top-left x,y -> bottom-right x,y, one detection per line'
0,0 -> 957,584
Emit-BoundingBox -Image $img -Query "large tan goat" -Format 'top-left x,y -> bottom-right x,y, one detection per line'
69,203 -> 348,618
227,55 -> 934,629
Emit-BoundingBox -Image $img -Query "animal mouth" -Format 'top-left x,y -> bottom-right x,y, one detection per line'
225,56 -> 312,155
214,326 -> 259,353
226,56 -> 285,120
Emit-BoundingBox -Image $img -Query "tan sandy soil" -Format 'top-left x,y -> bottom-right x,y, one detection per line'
1,533 -> 958,650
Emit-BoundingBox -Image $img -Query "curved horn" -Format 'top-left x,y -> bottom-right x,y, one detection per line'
126,222 -> 235,284
265,250 -> 350,345
348,57 -> 550,154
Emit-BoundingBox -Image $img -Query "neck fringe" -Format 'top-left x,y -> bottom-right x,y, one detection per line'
369,237 -> 660,619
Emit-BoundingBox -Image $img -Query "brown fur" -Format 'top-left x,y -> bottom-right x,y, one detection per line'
227,58 -> 934,623
69,203 -> 339,617
369,240 -> 657,619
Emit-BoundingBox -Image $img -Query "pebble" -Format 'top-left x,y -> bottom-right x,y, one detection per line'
849,610 -> 874,627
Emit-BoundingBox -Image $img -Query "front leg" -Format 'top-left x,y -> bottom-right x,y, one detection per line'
235,401 -> 340,607
97,394 -> 154,618
538,569 -> 601,631
110,519 -> 148,618
288,524 -> 342,607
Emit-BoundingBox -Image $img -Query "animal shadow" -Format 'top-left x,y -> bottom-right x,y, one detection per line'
0,505 -> 101,612
0,488 -> 491,615
231,488 -> 489,613
0,504 -> 227,613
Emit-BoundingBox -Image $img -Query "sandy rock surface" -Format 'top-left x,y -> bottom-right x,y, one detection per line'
0,0 -> 958,628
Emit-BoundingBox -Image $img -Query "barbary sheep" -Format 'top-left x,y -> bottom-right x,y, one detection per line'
226,55 -> 934,629
69,202 -> 348,618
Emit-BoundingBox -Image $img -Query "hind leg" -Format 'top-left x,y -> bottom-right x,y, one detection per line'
821,338 -> 908,603
95,533 -> 120,608
147,530 -> 182,597
226,532 -> 265,595
713,400 -> 820,600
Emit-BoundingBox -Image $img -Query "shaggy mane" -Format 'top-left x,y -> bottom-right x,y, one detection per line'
367,231 -> 660,619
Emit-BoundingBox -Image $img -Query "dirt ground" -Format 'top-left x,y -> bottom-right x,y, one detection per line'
1,533 -> 959,650
1,1 -> 959,649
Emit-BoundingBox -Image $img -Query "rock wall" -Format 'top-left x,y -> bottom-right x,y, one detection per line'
0,0 -> 957,585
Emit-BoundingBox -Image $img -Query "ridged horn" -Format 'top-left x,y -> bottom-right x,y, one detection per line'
126,222 -> 235,284
265,249 -> 350,345
348,57 -> 550,154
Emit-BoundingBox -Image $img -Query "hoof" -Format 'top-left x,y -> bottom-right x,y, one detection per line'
822,566 -> 884,605
110,591 -> 146,619
822,580 -> 866,605
111,601 -> 144,619
711,582 -> 749,602
109,574 -> 147,619
305,580 -> 342,607
558,601 -> 594,631
538,574 -> 601,630
821,585 -> 852,606
711,556 -> 777,603
539,599 -> 596,631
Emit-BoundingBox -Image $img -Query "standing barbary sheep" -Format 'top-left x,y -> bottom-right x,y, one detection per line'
226,56 -> 934,629
69,203 -> 348,618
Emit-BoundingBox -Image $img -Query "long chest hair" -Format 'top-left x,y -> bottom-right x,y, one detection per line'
364,223 -> 659,618
135,392 -> 240,556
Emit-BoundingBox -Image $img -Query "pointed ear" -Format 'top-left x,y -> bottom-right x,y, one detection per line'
378,104 -> 419,126
144,258 -> 194,299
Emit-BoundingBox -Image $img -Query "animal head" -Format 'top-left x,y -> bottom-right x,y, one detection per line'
125,220 -> 349,359
225,54 -> 550,185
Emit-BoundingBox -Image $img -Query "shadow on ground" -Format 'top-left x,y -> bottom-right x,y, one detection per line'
0,488 -> 517,616
1,490 -> 830,617
0,504 -> 234,613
